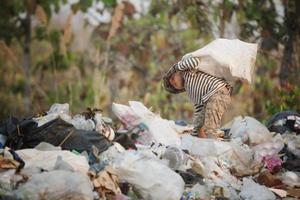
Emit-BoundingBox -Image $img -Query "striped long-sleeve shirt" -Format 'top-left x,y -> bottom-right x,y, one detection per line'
176,57 -> 228,106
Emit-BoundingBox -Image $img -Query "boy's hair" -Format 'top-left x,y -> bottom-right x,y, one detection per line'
163,63 -> 185,94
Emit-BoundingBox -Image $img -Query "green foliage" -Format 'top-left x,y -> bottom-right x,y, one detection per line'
265,85 -> 300,115
0,0 -> 299,122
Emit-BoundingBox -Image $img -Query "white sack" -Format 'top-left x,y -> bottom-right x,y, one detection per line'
183,38 -> 258,84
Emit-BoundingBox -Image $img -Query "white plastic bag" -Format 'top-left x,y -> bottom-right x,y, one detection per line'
252,134 -> 284,162
14,170 -> 93,200
16,149 -> 89,174
71,114 -> 95,131
180,134 -> 233,157
112,101 -> 181,146
239,178 -> 276,200
113,150 -> 184,200
229,116 -> 273,146
33,103 -> 72,127
183,39 -> 258,84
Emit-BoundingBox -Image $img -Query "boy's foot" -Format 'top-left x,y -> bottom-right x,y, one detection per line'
198,128 -> 207,138
205,129 -> 225,139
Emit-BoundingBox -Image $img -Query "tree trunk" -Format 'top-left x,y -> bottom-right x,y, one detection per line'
23,11 -> 31,114
279,0 -> 300,87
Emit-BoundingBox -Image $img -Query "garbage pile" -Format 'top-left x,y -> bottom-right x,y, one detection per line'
0,101 -> 299,200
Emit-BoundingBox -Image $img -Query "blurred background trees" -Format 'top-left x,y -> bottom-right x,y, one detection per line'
0,0 -> 299,123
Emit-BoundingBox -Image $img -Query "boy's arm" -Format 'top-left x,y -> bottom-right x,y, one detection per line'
176,57 -> 200,71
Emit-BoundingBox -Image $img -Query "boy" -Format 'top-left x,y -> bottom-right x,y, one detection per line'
163,57 -> 232,138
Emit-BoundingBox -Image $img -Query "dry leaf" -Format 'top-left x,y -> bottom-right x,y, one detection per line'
35,5 -> 47,25
60,14 -> 73,55
93,166 -> 121,198
269,188 -> 287,198
123,1 -> 136,17
0,156 -> 20,169
0,40 -> 18,64
108,2 -> 125,40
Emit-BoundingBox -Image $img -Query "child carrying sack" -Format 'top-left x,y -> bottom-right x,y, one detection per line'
182,38 -> 258,84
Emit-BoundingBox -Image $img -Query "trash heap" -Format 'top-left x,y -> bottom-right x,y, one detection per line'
0,101 -> 299,200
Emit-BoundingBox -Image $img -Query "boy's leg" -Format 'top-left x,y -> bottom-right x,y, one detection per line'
203,86 -> 231,138
193,104 -> 206,137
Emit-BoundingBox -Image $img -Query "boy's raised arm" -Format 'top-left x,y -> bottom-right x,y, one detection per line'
176,57 -> 200,71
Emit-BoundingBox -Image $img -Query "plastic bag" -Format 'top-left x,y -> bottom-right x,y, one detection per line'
16,149 -> 89,174
229,116 -> 273,146
180,134 -> 233,157
182,39 -> 258,84
162,146 -> 188,170
113,150 -> 184,200
281,171 -> 300,187
112,101 -> 181,146
70,114 -> 95,131
252,134 -> 284,162
14,170 -> 93,200
284,134 -> 300,158
239,178 -> 276,200
33,103 -> 71,127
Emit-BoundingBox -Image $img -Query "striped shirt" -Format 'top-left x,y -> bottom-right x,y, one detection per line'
176,57 -> 227,106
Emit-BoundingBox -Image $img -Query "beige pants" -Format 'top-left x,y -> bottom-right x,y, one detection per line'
193,86 -> 231,137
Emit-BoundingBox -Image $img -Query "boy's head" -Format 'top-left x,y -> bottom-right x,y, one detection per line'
163,64 -> 185,94
169,71 -> 184,90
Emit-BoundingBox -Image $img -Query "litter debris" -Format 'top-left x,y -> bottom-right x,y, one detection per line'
0,101 -> 299,200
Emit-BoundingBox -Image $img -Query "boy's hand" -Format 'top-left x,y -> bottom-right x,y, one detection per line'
181,53 -> 193,61
198,128 -> 207,138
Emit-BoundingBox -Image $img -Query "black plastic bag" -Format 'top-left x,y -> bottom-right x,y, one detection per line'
0,117 -> 111,153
